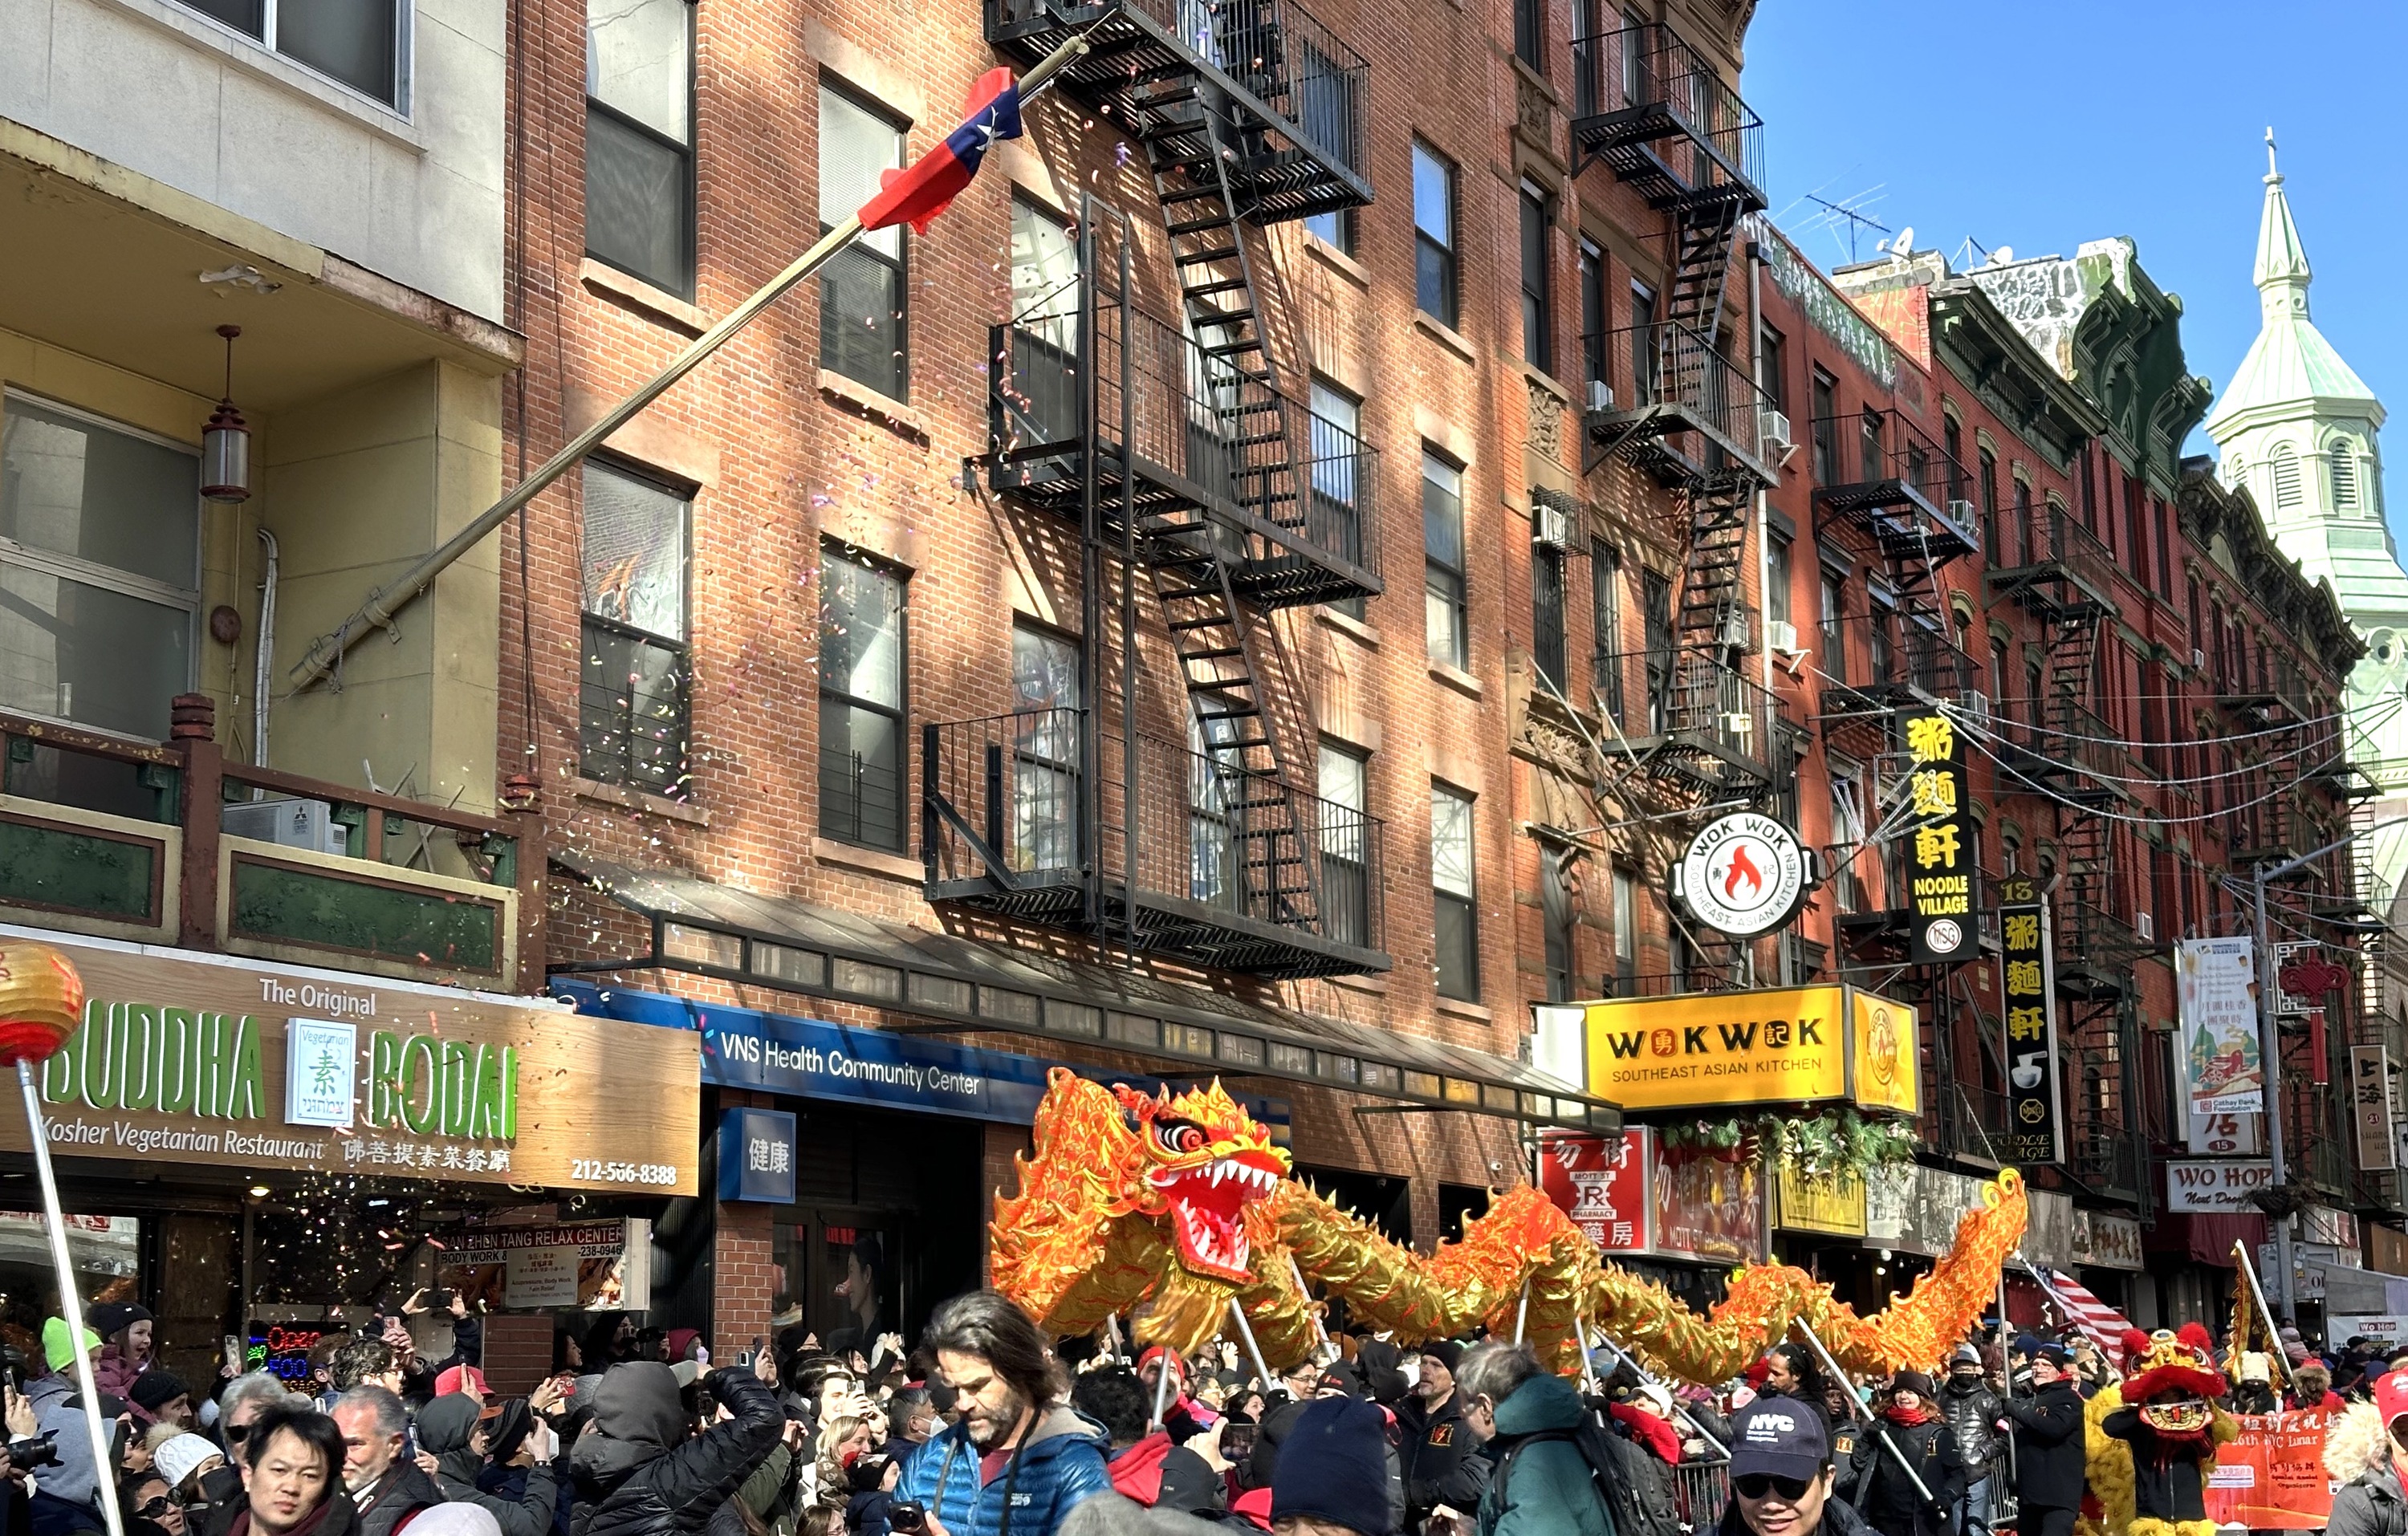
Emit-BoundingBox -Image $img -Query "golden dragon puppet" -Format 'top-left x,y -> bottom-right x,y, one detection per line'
990,1067 -> 2027,1382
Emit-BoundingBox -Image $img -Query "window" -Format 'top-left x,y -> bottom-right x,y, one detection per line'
818,548 -> 907,851
821,83 -> 908,400
1319,744 -> 1370,949
1432,785 -> 1478,1000
1819,565 -> 1847,684
1300,48 -> 1357,253
1942,415 -> 1965,503
1808,370 -> 1837,484
580,461 -> 690,798
1413,141 -> 1458,327
1541,846 -> 1574,1002
1519,182 -> 1552,373
1579,241 -> 1607,388
1758,325 -> 1787,419
2124,475 -> 2146,578
1309,381 -> 1367,619
1591,539 -> 1625,719
1641,568 -> 1672,733
1609,863 -> 1637,995
1867,591 -> 1896,682
1515,0 -> 1544,70
1423,451 -> 1468,668
1630,283 -> 1659,403
1858,408 -> 1884,483
2272,445 -> 2303,508
1990,639 -> 2010,707
179,0 -> 401,105
1007,197 -> 1080,441
586,0 -> 695,297
1533,539 -> 1567,689
2010,477 -> 2031,568
1828,763 -> 1868,913
0,395 -> 200,741
2154,497 -> 2173,596
2332,442 -> 2360,510
1978,449 -> 1999,564
1010,624 -> 1080,873
1766,531 -> 1793,628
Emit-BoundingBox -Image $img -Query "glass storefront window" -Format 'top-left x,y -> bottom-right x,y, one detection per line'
0,1213 -> 139,1369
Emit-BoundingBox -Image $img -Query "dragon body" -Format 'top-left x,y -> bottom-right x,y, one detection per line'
991,1069 -> 2028,1382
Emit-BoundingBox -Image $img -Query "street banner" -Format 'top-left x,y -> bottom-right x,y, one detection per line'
2179,937 -> 2264,1115
1900,712 -> 1975,964
1999,875 -> 2062,1165
2203,1412 -> 2331,1530
2353,1045 -> 2398,1172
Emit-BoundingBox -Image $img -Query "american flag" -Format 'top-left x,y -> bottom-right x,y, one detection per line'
2036,1265 -> 2138,1363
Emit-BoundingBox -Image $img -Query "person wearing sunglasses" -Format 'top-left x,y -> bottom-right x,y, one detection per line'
1727,1396 -> 1875,1536
121,1472 -> 187,1536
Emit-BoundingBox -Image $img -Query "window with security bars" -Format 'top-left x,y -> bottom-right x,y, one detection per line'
586,0 -> 694,297
1591,540 -> 1624,719
1432,783 -> 1478,1000
580,462 -> 690,798
1541,845 -> 1574,1002
820,83 -> 908,400
818,548 -> 908,851
1532,541 -> 1567,689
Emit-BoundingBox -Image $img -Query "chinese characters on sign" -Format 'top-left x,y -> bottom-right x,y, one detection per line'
1901,713 -> 1974,965
2351,1045 -> 2397,1173
717,1107 -> 798,1204
1999,875 -> 2062,1166
2180,937 -> 2264,1115
1535,1129 -> 1651,1251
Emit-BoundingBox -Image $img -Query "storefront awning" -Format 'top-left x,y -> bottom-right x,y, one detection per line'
552,852 -> 1614,1129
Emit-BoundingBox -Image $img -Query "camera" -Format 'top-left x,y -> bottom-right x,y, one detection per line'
889,1502 -> 926,1533
6,1433 -> 59,1471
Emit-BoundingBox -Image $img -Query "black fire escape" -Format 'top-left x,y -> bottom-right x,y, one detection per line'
1569,22 -> 1780,816
923,0 -> 1383,980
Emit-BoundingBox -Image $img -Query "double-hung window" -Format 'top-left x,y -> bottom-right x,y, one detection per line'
0,394 -> 201,743
1578,241 -> 1607,390
1629,282 -> 1659,403
1309,382 -> 1367,618
818,548 -> 908,851
1413,140 -> 1458,327
1010,625 -> 1080,874
1318,744 -> 1370,949
1519,181 -> 1552,373
1610,863 -> 1637,995
181,0 -> 403,106
586,0 -> 695,297
580,461 -> 691,798
1431,784 -> 1479,1000
1591,540 -> 1625,719
1422,452 -> 1468,668
820,84 -> 909,400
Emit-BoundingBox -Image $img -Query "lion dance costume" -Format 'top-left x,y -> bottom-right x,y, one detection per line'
990,1068 -> 2027,1382
2090,1325 -> 2237,1536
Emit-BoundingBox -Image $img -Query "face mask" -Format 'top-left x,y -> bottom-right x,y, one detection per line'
1857,1386 -> 1875,1404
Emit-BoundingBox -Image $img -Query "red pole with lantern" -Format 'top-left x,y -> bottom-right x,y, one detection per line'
0,942 -> 124,1536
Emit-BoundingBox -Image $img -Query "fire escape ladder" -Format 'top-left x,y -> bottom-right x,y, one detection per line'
1660,199 -> 1743,349
1666,477 -> 1752,735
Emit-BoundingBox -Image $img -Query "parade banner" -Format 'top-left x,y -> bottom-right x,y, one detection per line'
1900,713 -> 1975,965
2179,937 -> 2264,1115
1999,875 -> 2062,1165
2203,1412 -> 2332,1530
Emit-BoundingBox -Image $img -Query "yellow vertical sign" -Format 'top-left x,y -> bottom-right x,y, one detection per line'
1850,992 -> 1919,1115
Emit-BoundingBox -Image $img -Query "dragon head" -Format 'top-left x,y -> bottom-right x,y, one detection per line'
1112,1080 -> 1289,1283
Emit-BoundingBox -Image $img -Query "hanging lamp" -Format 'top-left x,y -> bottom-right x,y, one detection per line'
201,323 -> 251,503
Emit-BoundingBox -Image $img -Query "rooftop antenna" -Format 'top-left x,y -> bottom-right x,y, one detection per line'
1804,192 -> 1890,264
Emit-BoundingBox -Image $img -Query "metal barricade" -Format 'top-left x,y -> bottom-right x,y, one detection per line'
1676,1455 -> 1731,1534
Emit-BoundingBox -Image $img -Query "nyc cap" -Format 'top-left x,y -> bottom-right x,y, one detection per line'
1731,1398 -> 1830,1480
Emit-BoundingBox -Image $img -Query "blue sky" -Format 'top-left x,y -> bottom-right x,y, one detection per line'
1742,0 -> 2408,535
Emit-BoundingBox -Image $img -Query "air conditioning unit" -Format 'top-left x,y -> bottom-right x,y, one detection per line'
1586,380 -> 1614,413
1946,498 -> 1978,526
2135,911 -> 2156,941
222,797 -> 350,857
1759,410 -> 1792,453
1963,689 -> 1992,724
1716,605 -> 1754,652
1766,620 -> 1802,654
2193,647 -> 2208,669
1533,502 -> 1572,551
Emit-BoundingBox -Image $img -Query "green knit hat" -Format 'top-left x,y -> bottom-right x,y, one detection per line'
42,1317 -> 99,1373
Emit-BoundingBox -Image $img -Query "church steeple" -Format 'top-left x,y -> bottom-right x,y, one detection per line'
2255,129 -> 2312,317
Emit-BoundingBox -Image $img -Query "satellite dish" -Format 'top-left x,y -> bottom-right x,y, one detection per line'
1988,245 -> 2015,266
1891,226 -> 1914,257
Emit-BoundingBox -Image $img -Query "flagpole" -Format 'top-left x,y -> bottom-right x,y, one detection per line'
287,28 -> 1098,696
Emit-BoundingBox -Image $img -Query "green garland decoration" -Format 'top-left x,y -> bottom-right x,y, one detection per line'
1658,1106 -> 1916,1184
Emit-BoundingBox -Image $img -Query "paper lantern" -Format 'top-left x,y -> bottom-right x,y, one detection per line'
0,944 -> 85,1067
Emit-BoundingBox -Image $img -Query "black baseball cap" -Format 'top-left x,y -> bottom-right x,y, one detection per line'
1731,1398 -> 1829,1480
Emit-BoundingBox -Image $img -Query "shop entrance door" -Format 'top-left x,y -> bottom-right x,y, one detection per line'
789,1208 -> 901,1361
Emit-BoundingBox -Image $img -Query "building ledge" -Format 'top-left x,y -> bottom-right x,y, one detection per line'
812,837 -> 921,886
575,775 -> 710,826
1415,311 -> 1477,366
817,369 -> 930,445
1430,660 -> 1486,700
580,258 -> 710,336
1435,995 -> 1493,1023
1317,607 -> 1381,648
1305,234 -> 1371,291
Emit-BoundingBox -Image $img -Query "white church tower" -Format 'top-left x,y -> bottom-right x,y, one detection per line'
2207,133 -> 2408,909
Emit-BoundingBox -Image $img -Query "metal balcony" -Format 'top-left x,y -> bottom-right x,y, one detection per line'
985,0 -> 1371,223
2217,668 -> 2312,729
1818,627 -> 1982,736
1567,23 -> 1765,212
1811,410 -> 1979,564
920,709 -> 1389,979
1990,705 -> 2132,809
988,305 -> 1381,608
1987,506 -> 2118,621
2228,782 -> 2314,865
1594,644 -> 1781,798
1582,322 -> 1779,486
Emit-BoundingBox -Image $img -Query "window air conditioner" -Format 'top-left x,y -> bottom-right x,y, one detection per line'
1946,498 -> 1978,526
1717,606 -> 1754,651
1963,689 -> 1992,723
1759,410 -> 1792,453
221,797 -> 350,857
1766,620 -> 1802,654
1533,502 -> 1572,551
2193,647 -> 2208,669
2135,911 -> 2156,941
1586,380 -> 1614,413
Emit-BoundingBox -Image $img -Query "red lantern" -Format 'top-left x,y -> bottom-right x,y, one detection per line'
0,944 -> 85,1067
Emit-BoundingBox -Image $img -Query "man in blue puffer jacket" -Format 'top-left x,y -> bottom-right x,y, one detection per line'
894,1291 -> 1110,1536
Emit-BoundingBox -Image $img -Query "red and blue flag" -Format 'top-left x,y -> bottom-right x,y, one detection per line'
856,67 -> 1023,234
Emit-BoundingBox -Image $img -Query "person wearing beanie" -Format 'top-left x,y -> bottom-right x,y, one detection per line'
1271,1397 -> 1393,1536
1845,1372 -> 1965,1536
1397,1343 -> 1477,1535
132,1369 -> 196,1432
154,1434 -> 226,1501
1939,1346 -> 2002,1536
89,1302 -> 157,1401
1996,1341 -> 2083,1536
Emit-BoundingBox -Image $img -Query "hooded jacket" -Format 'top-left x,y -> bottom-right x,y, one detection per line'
1105,1433 -> 1223,1514
2326,1456 -> 2408,1536
570,1365 -> 784,1536
1939,1374 -> 2002,1472
418,1393 -> 560,1536
22,1372 -> 103,1518
893,1404 -> 1112,1536
1478,1375 -> 1611,1536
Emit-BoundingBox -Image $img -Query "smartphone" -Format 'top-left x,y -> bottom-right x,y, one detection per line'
223,1336 -> 244,1377
1220,1423 -> 1258,1463
425,1288 -> 454,1310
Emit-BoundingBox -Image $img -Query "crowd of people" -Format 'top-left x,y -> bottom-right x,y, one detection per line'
15,1286 -> 2408,1536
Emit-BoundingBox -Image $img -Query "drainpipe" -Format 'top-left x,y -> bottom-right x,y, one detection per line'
253,528 -> 279,767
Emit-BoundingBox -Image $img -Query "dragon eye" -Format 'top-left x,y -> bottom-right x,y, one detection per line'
1155,1121 -> 1206,1155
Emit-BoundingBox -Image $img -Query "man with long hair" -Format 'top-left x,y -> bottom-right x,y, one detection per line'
892,1291 -> 1109,1536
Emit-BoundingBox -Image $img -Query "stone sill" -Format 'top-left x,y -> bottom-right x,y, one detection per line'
580,259 -> 709,336
97,0 -> 427,152
574,775 -> 710,825
1326,970 -> 1389,996
1316,608 -> 1381,648
1435,995 -> 1493,1023
813,836 -> 924,885
817,369 -> 930,445
1415,311 -> 1477,365
1305,234 -> 1372,291
1430,660 -> 1485,700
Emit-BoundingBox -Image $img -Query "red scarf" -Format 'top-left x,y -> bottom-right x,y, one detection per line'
1884,1403 -> 1938,1428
